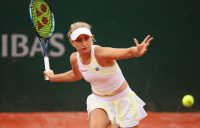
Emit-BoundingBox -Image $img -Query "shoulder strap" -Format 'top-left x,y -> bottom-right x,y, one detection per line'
91,45 -> 96,57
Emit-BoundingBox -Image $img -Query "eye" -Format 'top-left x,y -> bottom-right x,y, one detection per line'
84,36 -> 89,40
75,39 -> 80,42
75,38 -> 82,42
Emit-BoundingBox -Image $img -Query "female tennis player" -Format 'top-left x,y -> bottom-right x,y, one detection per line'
44,21 -> 153,128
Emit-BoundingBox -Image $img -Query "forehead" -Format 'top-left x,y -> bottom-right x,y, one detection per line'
76,34 -> 90,39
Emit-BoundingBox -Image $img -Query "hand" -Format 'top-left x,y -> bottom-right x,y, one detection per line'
43,69 -> 54,81
134,35 -> 153,57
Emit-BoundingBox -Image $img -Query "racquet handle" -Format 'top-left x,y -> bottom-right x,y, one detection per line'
44,56 -> 50,80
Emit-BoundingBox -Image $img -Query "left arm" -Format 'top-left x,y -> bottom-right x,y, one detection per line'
96,35 -> 153,60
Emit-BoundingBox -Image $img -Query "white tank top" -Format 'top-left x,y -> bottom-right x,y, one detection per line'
76,45 -> 125,95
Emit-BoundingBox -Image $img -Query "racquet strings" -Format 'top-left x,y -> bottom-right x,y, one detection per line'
30,0 -> 54,38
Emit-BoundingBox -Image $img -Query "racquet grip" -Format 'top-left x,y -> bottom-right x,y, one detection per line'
44,56 -> 50,71
44,56 -> 50,80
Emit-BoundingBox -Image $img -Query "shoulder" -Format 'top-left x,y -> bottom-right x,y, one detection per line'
94,44 -> 102,49
94,44 -> 113,58
93,45 -> 115,65
94,45 -> 103,55
70,52 -> 77,64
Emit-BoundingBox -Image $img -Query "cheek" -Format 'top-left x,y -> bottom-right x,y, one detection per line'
71,43 -> 79,49
88,40 -> 93,45
86,42 -> 92,47
71,43 -> 75,47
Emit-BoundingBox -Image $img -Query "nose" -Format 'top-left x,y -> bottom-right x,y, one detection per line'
82,40 -> 87,46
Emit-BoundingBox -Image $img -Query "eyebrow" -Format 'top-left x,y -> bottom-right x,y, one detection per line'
76,36 -> 89,40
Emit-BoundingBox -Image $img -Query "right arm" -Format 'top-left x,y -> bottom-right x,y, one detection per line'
44,52 -> 83,82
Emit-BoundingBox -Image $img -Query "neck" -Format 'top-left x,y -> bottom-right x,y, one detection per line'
79,51 -> 91,64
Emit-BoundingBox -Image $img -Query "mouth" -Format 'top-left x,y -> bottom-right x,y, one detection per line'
82,47 -> 88,50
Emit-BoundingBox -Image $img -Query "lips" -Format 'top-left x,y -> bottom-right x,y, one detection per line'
82,47 -> 87,50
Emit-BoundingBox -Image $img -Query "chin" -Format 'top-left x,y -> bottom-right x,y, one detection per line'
79,48 -> 90,53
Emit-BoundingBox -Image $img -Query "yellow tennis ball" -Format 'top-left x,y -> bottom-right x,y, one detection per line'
182,94 -> 194,107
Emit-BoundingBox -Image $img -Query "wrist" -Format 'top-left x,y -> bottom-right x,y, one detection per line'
49,73 -> 55,82
130,47 -> 139,57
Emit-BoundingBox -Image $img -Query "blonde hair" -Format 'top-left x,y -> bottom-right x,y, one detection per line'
67,21 -> 92,40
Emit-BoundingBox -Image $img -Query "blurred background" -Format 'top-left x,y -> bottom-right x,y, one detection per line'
0,0 -> 200,113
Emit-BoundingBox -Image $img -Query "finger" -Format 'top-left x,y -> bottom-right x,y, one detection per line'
145,37 -> 154,48
140,49 -> 147,56
144,48 -> 148,53
143,35 -> 150,43
134,38 -> 139,46
146,37 -> 154,45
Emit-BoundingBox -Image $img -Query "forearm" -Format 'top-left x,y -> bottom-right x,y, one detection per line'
96,45 -> 141,60
49,70 -> 81,83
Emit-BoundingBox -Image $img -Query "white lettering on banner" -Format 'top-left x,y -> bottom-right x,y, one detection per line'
49,33 -> 65,57
0,33 -> 65,58
2,34 -> 8,57
29,37 -> 43,57
12,34 -> 29,57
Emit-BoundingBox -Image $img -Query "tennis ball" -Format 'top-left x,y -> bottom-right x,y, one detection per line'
182,94 -> 194,107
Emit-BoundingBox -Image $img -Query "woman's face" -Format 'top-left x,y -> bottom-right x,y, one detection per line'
71,34 -> 93,54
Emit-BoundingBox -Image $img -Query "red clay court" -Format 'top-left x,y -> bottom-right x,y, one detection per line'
0,112 -> 200,128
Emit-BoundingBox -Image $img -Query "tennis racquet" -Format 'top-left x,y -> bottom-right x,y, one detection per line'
29,0 -> 55,80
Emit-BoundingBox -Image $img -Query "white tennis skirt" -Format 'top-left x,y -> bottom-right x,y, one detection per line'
86,86 -> 147,127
